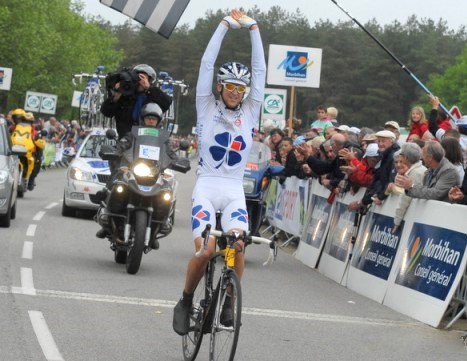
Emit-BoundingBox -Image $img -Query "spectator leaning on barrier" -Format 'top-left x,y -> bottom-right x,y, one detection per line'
395,140 -> 458,202
340,142 -> 380,189
448,172 -> 467,205
348,130 -> 400,212
300,132 -> 350,192
385,143 -> 426,233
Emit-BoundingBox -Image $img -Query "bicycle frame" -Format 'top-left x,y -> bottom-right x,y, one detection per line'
72,67 -> 108,129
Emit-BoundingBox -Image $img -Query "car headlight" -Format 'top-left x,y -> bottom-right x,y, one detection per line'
133,162 -> 158,178
69,167 -> 93,182
0,170 -> 8,184
243,177 -> 256,194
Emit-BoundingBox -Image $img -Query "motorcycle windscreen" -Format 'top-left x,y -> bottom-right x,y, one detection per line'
130,126 -> 172,169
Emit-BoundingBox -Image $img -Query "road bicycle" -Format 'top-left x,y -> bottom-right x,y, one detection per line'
72,66 -> 110,129
182,224 -> 277,361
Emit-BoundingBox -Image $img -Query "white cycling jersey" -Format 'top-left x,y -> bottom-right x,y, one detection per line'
195,24 -> 266,180
191,23 -> 266,238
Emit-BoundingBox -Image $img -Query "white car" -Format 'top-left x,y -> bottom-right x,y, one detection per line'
62,128 -> 115,217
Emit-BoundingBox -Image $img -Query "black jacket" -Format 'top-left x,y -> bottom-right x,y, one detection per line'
101,86 -> 172,139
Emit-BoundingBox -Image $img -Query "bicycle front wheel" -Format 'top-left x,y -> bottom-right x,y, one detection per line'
209,270 -> 242,361
182,270 -> 208,361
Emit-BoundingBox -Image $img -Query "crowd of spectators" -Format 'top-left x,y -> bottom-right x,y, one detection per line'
259,99 -> 467,230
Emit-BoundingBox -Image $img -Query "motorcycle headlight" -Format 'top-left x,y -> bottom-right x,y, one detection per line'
243,177 -> 256,194
133,162 -> 158,178
69,167 -> 93,182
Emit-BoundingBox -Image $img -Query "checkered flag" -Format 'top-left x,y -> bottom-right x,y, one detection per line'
100,0 -> 190,39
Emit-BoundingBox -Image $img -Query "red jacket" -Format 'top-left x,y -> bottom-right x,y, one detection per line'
408,121 -> 429,139
348,158 -> 375,187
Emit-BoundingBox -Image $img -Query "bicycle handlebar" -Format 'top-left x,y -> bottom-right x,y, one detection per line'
72,73 -> 106,86
195,225 -> 277,266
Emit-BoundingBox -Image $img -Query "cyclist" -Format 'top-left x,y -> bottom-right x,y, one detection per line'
172,9 -> 266,336
100,64 -> 172,140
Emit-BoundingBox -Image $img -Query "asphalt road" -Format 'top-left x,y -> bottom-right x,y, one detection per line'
0,164 -> 466,361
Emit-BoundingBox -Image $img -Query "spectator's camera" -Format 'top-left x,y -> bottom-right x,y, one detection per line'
105,67 -> 139,96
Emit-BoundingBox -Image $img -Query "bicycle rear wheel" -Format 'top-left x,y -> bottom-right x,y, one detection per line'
209,270 -> 241,361
182,270 -> 208,361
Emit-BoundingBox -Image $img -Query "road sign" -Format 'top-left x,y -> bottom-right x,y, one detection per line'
0,67 -> 13,91
24,91 -> 58,114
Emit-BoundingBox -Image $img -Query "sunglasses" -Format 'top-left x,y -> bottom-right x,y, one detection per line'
222,82 -> 247,93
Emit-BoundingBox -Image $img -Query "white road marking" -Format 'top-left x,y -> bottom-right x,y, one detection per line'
33,211 -> 46,221
22,241 -> 34,259
45,202 -> 59,209
29,311 -> 64,361
26,224 -> 37,237
0,286 -> 421,328
20,268 -> 36,296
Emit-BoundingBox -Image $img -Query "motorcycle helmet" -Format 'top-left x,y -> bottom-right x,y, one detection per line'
217,62 -> 251,86
11,108 -> 26,123
133,64 -> 157,84
24,112 -> 35,123
140,103 -> 163,126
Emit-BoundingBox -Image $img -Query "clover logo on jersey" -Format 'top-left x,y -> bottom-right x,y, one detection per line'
231,208 -> 248,224
209,132 -> 246,168
192,205 -> 211,230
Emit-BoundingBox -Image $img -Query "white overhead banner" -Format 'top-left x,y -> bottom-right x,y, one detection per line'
0,67 -> 13,91
24,91 -> 58,115
267,44 -> 322,88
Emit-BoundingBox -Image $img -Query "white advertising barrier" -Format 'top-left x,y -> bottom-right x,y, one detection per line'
295,181 -> 334,268
383,200 -> 467,327
264,178 -> 278,225
345,195 -> 404,302
317,187 -> 367,284
271,176 -> 309,236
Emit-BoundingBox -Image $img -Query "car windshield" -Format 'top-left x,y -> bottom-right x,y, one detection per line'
246,141 -> 271,170
78,135 -> 116,158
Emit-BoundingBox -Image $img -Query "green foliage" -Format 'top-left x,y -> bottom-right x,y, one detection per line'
0,0 -> 122,118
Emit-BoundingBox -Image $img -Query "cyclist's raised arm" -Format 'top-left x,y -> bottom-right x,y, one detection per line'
196,24 -> 227,98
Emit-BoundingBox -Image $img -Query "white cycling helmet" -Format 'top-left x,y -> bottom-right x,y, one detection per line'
133,64 -> 157,84
217,62 -> 251,86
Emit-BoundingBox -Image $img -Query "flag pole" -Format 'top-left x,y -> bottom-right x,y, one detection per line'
329,0 -> 457,124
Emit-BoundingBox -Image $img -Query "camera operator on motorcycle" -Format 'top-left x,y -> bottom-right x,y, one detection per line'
100,64 -> 172,139
95,102 -> 190,248
172,9 -> 266,335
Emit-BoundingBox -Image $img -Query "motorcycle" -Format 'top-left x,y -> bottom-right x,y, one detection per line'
96,126 -> 190,274
11,123 -> 46,197
243,141 -> 284,236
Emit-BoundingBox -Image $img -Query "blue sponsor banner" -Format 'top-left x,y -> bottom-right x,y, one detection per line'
395,222 -> 467,301
325,202 -> 354,262
87,160 -> 109,169
351,212 -> 402,280
302,194 -> 331,248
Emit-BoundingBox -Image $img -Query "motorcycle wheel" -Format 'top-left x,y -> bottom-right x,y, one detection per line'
126,210 -> 146,274
114,249 -> 127,264
247,202 -> 263,237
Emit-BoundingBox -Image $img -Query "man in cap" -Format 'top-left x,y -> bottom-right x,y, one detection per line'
384,121 -> 401,142
348,130 -> 400,211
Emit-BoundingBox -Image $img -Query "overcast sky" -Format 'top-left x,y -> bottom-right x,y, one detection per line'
82,0 -> 467,31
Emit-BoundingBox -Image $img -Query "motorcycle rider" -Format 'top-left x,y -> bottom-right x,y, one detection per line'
25,112 -> 46,190
96,103 -> 185,248
10,109 -> 46,191
172,9 -> 266,335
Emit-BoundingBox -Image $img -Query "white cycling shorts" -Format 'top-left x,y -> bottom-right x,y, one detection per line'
191,176 -> 248,239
